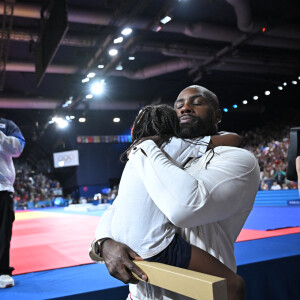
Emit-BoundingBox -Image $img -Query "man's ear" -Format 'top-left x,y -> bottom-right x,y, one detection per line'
215,109 -> 222,124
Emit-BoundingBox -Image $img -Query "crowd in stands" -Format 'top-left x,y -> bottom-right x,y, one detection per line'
13,163 -> 63,209
242,125 -> 297,191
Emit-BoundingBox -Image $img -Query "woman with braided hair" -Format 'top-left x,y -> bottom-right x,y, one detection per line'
94,104 -> 245,300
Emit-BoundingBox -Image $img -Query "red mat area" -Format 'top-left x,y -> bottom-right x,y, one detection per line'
10,210 -> 300,275
236,227 -> 300,242
11,211 -> 100,275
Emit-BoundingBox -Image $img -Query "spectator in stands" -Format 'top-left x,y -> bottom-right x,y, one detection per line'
274,166 -> 286,185
270,181 -> 281,190
260,180 -> 269,191
0,117 -> 25,289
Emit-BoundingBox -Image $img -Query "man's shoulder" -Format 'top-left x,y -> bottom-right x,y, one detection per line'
214,146 -> 255,157
203,146 -> 257,168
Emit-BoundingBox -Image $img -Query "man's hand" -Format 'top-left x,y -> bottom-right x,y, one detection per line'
101,239 -> 148,284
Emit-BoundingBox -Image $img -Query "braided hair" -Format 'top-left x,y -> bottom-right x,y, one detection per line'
121,104 -> 181,161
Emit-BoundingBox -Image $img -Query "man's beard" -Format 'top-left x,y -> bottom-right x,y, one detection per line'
179,115 -> 217,138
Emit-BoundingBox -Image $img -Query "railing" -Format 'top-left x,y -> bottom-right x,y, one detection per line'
134,261 -> 228,300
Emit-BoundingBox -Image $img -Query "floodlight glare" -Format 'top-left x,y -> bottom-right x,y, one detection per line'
79,117 -> 86,123
283,82 -> 287,86
242,100 -> 248,104
85,94 -> 93,99
265,90 -> 270,96
87,72 -> 96,78
109,49 -> 118,56
113,117 -> 120,123
98,64 -> 104,69
121,27 -> 132,36
253,96 -> 258,100
56,118 -> 69,129
70,115 -> 75,119
128,56 -> 135,60
278,86 -> 283,90
292,81 -> 297,85
114,37 -> 123,44
160,16 -> 172,24
91,81 -> 104,95
82,78 -> 89,83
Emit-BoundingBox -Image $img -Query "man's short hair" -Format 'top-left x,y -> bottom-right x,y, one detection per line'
188,85 -> 219,110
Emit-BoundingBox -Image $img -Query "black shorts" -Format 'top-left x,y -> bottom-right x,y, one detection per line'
145,233 -> 191,269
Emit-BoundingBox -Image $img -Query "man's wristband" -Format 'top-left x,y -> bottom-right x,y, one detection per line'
98,238 -> 111,256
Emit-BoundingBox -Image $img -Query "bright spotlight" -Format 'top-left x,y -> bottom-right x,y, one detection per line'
82,78 -> 89,83
292,81 -> 297,85
70,115 -> 75,119
223,108 -> 228,112
128,56 -> 135,60
233,104 -> 237,109
113,117 -> 120,123
91,81 -> 104,95
87,72 -> 96,78
114,37 -> 123,44
278,86 -> 283,90
85,94 -> 93,99
160,16 -> 172,24
109,49 -> 118,56
79,117 -> 86,123
98,64 -> 104,69
283,82 -> 287,86
265,90 -> 270,96
56,117 -> 69,129
253,96 -> 258,100
121,27 -> 132,36
242,100 -> 248,104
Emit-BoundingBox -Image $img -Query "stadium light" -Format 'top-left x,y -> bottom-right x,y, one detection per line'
253,96 -> 258,100
121,27 -> 132,36
87,72 -> 96,78
91,81 -> 105,95
109,49 -> 118,56
114,37 -> 123,44
160,16 -> 172,24
265,90 -> 270,96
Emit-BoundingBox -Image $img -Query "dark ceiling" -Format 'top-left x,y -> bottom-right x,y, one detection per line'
0,0 -> 300,146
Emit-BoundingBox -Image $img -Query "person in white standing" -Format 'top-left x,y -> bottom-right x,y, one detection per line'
0,116 -> 25,288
